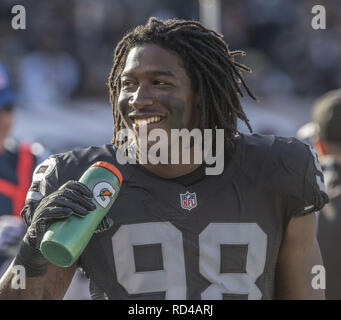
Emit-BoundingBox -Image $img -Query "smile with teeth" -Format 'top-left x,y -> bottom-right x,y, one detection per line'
133,116 -> 163,126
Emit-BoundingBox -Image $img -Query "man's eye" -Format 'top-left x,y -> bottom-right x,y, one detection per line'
122,80 -> 136,88
153,80 -> 169,86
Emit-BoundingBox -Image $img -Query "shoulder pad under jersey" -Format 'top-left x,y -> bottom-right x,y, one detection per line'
235,134 -> 329,216
25,144 -> 134,203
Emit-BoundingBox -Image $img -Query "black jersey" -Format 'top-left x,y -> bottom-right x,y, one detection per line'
23,134 -> 328,300
317,159 -> 341,299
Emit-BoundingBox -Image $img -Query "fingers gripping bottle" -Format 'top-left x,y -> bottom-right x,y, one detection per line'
40,161 -> 123,267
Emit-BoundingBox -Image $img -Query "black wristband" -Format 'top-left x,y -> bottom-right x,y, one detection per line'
13,241 -> 49,277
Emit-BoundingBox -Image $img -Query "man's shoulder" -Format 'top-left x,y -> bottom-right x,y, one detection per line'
237,133 -> 309,154
53,144 -> 116,164
46,144 -> 133,182
233,133 -> 328,215
235,133 -> 312,176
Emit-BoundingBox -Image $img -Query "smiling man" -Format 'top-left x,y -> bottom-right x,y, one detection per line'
115,43 -> 223,175
0,18 -> 328,300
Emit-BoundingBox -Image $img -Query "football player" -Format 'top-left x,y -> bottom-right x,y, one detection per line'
299,89 -> 341,299
0,18 -> 328,300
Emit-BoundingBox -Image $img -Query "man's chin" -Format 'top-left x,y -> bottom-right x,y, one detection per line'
139,138 -> 169,152
134,138 -> 170,165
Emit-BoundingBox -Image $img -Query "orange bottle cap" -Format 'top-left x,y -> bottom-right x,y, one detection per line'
91,161 -> 123,186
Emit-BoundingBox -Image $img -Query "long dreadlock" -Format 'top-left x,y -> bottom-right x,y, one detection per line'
108,17 -> 256,148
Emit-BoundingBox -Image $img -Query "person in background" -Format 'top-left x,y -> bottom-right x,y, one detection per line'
0,62 -> 90,299
298,89 -> 341,299
0,62 -> 46,276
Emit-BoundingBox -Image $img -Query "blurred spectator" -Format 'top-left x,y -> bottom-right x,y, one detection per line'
0,63 -> 47,216
297,89 -> 341,299
0,62 -> 91,299
0,62 -> 47,275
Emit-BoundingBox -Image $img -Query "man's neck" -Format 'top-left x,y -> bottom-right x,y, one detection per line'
138,144 -> 205,179
142,162 -> 202,179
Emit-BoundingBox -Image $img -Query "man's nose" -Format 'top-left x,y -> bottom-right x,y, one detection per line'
128,86 -> 153,109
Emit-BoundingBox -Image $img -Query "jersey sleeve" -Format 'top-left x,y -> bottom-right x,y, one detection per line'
238,134 -> 329,219
21,155 -> 61,226
274,137 -> 329,217
20,144 -> 128,227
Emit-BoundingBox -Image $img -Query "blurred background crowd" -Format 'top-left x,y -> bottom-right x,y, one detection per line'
1,0 -> 340,99
0,0 -> 340,299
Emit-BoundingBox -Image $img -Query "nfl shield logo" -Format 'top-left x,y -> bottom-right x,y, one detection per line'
180,191 -> 197,211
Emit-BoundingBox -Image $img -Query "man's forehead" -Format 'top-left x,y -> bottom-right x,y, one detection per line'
121,68 -> 176,78
122,44 -> 185,76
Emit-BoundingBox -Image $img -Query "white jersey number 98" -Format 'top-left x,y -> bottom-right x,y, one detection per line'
112,222 -> 267,300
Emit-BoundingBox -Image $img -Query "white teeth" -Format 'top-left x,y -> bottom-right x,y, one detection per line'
133,116 -> 162,126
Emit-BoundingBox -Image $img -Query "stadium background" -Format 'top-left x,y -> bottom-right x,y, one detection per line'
0,0 -> 340,299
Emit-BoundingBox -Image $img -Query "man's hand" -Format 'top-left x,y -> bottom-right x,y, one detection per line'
0,181 -> 95,299
22,180 -> 96,250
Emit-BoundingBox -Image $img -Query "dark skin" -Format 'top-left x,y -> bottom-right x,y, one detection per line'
0,260 -> 76,299
0,44 -> 324,299
118,44 -> 201,179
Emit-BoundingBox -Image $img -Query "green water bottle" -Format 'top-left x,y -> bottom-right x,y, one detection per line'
40,161 -> 123,267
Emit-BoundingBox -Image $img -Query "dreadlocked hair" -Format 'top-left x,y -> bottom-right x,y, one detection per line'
108,17 -> 256,148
